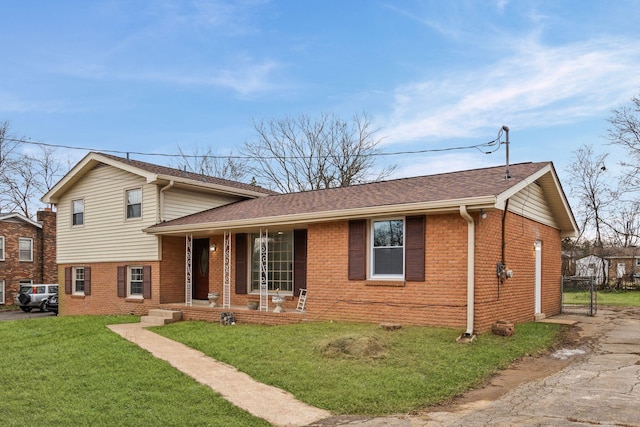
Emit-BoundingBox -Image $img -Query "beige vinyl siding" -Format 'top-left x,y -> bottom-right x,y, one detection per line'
56,165 -> 160,263
163,188 -> 240,221
508,181 -> 559,229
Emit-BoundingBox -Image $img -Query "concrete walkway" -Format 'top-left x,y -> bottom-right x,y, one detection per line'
108,323 -> 331,427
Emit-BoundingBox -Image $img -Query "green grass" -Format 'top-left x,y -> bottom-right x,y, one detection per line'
564,289 -> 640,306
152,321 -> 562,415
0,316 -> 269,427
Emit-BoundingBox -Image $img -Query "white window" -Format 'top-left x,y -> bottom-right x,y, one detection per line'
0,236 -> 4,261
371,219 -> 404,278
72,199 -> 84,226
0,280 -> 4,304
129,266 -> 143,297
635,258 -> 640,267
74,267 -> 85,294
250,231 -> 294,294
126,188 -> 142,219
19,238 -> 33,262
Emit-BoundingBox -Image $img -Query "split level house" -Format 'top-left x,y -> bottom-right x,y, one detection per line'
42,152 -> 577,333
0,210 -> 57,305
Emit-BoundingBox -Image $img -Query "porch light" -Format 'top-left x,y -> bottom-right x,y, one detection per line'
210,244 -> 217,252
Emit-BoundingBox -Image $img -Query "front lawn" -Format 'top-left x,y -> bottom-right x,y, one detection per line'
0,315 -> 563,421
153,320 -> 562,415
0,316 -> 269,427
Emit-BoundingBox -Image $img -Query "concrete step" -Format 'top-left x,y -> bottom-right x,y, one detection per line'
140,315 -> 175,326
147,309 -> 183,321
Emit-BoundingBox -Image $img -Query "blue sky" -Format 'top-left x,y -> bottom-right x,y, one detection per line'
2,0 -> 640,186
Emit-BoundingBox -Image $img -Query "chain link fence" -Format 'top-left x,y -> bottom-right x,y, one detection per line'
562,276 -> 597,316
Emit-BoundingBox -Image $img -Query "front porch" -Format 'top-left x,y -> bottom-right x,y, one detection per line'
160,300 -> 308,326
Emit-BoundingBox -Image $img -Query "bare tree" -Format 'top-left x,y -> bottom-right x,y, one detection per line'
242,112 -> 396,193
172,145 -> 248,182
0,121 -> 65,217
566,145 -> 613,286
608,95 -> 640,190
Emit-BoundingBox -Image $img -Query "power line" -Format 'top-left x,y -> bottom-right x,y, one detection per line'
3,128 -> 506,160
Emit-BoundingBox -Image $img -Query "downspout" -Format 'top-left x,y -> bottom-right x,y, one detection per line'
459,205 -> 476,339
159,180 -> 174,223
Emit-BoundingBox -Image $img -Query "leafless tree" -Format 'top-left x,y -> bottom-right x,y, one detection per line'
242,112 -> 396,193
172,145 -> 248,182
566,145 -> 613,285
0,121 -> 65,217
608,95 -> 640,190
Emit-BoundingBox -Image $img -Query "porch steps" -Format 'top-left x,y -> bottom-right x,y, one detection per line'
141,309 -> 183,326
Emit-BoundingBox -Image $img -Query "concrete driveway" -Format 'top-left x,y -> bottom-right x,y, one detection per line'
316,307 -> 640,426
0,308 -> 56,321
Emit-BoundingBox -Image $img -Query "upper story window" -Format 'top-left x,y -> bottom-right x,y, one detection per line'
72,199 -> 84,226
126,188 -> 142,219
19,238 -> 33,262
0,236 -> 4,261
371,219 -> 404,278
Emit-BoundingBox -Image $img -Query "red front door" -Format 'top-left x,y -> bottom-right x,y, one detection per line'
193,238 -> 210,300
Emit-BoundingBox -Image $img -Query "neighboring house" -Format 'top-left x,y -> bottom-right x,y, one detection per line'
575,255 -> 609,284
596,247 -> 640,288
0,210 -> 57,305
43,154 -> 577,333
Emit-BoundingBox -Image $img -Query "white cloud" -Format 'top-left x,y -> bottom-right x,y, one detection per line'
383,37 -> 640,145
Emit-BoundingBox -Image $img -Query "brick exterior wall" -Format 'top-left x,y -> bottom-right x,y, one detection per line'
57,211 -> 563,332
299,211 -> 562,332
59,261 -> 161,316
1,209 -> 56,305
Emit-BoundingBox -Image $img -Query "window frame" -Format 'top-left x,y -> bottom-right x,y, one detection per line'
125,187 -> 142,220
18,238 -> 33,262
72,199 -> 85,226
369,218 -> 405,279
0,235 -> 4,261
249,231 -> 294,295
0,279 -> 4,304
128,266 -> 144,298
73,267 -> 85,294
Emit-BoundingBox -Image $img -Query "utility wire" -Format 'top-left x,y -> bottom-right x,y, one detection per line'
3,127 -> 506,160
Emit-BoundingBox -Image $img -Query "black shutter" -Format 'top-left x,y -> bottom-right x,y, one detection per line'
64,267 -> 72,294
293,229 -> 307,295
348,220 -> 366,280
405,216 -> 425,281
84,267 -> 92,296
235,234 -> 247,294
117,266 -> 126,297
142,266 -> 152,299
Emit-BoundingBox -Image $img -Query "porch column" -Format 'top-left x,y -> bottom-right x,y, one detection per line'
185,234 -> 193,307
259,228 -> 269,311
223,231 -> 232,309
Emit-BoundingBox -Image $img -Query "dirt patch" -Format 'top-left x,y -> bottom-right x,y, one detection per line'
420,323 -> 588,414
317,334 -> 387,359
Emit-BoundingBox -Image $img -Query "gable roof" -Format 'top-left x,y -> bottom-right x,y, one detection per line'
146,161 -> 578,237
41,152 -> 277,204
0,212 -> 42,228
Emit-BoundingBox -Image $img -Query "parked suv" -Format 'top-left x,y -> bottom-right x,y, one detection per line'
15,284 -> 59,312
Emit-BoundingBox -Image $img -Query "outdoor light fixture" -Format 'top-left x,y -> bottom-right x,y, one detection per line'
480,209 -> 487,219
209,244 -> 217,252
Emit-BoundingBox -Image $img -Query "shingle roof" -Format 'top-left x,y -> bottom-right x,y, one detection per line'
148,161 -> 555,230
98,152 -> 277,195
